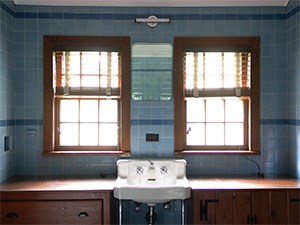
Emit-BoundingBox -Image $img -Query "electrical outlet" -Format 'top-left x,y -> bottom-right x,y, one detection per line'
146,133 -> 159,142
4,136 -> 11,151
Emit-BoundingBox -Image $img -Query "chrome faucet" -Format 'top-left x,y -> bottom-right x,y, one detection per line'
148,160 -> 155,168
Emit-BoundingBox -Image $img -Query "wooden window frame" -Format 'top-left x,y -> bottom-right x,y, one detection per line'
43,36 -> 131,155
173,37 -> 260,155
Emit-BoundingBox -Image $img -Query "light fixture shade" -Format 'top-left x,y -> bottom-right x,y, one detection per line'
135,15 -> 171,28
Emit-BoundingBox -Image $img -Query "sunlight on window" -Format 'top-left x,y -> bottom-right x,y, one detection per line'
206,99 -> 224,122
99,100 -> 118,122
80,100 -> 98,122
80,123 -> 98,146
60,100 -> 78,122
60,123 -> 78,146
99,124 -> 118,146
59,99 -> 118,147
206,123 -> 224,145
225,123 -> 243,145
186,123 -> 205,146
225,99 -> 244,122
55,51 -> 120,89
186,98 -> 204,122
186,97 -> 245,146
184,52 -> 251,90
82,52 -> 100,75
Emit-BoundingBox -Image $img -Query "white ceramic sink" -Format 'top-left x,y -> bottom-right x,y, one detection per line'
113,158 -> 191,206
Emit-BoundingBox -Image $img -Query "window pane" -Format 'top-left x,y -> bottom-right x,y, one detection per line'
60,123 -> 78,146
206,123 -> 224,145
67,52 -> 80,75
186,123 -> 205,145
82,52 -> 99,75
60,100 -> 78,122
225,123 -> 244,145
68,75 -> 80,87
99,124 -> 118,146
81,76 -> 99,87
184,51 -> 251,90
80,100 -> 98,122
80,123 -> 98,146
110,52 -> 119,75
205,53 -> 222,88
225,99 -> 244,122
100,100 -> 118,122
186,98 -> 205,122
206,99 -> 224,122
100,76 -> 107,88
223,53 -> 236,88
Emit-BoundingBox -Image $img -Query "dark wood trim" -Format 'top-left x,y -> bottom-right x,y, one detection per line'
173,37 -> 260,154
43,36 -> 131,154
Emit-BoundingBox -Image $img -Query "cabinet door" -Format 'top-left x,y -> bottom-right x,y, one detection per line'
288,190 -> 300,225
214,191 -> 234,224
193,191 -> 233,225
270,190 -> 287,224
233,191 -> 251,225
252,191 -> 270,225
233,191 -> 269,225
193,191 -> 203,224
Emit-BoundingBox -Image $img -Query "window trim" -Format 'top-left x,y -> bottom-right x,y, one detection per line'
43,36 -> 131,155
173,37 -> 260,155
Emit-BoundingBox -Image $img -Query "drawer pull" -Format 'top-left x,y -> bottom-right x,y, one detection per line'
78,211 -> 89,217
7,212 -> 18,219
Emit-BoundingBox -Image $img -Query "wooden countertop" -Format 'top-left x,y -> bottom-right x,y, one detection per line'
188,176 -> 300,190
0,176 -> 116,192
1,175 -> 300,192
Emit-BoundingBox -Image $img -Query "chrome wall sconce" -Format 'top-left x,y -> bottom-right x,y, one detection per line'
135,15 -> 171,28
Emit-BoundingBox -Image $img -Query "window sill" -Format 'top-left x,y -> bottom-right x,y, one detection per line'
43,151 -> 130,156
175,150 -> 260,155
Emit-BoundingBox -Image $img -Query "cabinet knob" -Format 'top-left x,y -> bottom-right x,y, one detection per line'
6,212 -> 18,219
78,211 -> 89,217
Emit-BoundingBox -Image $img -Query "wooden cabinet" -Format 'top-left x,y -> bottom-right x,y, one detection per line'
269,190 -> 288,224
288,190 -> 300,224
192,189 -> 300,225
234,190 -> 270,224
193,191 -> 234,224
0,191 -> 111,225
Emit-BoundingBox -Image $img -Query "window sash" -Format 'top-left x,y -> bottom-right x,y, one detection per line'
184,52 -> 251,98
53,51 -> 121,97
55,98 -> 120,151
185,97 -> 249,150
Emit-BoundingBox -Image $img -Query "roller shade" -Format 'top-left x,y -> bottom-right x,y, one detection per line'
53,51 -> 121,97
184,52 -> 251,98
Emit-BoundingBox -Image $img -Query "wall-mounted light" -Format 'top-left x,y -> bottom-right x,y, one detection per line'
135,15 -> 171,28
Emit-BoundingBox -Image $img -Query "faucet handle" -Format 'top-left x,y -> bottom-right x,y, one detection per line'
160,166 -> 168,174
136,166 -> 144,174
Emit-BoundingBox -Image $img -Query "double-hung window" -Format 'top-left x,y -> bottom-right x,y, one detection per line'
174,37 -> 260,154
43,36 -> 130,154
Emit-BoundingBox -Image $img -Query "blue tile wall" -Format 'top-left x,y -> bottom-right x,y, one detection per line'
287,0 -> 300,178
0,0 -> 15,182
0,1 -> 298,179
0,0 -> 299,222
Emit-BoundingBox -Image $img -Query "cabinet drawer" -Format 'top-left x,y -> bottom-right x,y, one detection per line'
1,200 -> 103,224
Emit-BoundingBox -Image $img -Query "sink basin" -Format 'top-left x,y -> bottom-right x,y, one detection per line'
113,158 -> 191,206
